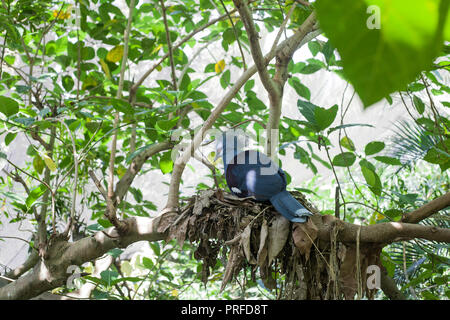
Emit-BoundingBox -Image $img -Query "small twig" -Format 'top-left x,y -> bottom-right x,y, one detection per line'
193,153 -> 220,190
218,0 -> 247,70
5,158 -> 52,191
88,170 -> 108,200
0,236 -> 36,249
269,3 -> 296,56
324,145 -> 346,220
230,118 -> 267,129
224,206 -> 269,245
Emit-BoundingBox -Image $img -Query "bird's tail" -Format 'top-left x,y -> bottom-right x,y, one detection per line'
269,190 -> 313,223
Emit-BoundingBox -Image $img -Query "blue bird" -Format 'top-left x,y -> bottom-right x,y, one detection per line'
214,131 -> 313,223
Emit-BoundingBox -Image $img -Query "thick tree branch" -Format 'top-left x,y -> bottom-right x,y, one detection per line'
114,141 -> 174,202
266,12 -> 317,157
2,191 -> 448,299
0,216 -> 167,300
401,191 -> 450,224
314,215 -> 450,243
233,0 -> 276,95
3,251 -> 39,282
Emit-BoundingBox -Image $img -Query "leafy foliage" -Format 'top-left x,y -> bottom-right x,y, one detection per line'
0,0 -> 448,300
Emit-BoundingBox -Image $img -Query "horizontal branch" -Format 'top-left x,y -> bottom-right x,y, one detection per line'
315,215 -> 450,244
2,194 -> 448,299
0,216 -> 168,300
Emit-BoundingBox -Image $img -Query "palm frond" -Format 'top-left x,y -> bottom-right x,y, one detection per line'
387,121 -> 440,165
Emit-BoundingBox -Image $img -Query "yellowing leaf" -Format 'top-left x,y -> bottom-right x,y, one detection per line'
207,151 -> 221,166
215,59 -> 225,74
106,45 -> 124,63
33,155 -> 45,174
171,289 -> 179,297
52,6 -> 71,20
151,44 -> 163,55
82,77 -> 98,90
121,261 -> 133,276
117,165 -> 126,178
42,154 -> 57,172
100,59 -> 111,79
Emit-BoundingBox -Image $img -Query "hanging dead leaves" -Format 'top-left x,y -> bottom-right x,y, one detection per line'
165,189 -> 382,300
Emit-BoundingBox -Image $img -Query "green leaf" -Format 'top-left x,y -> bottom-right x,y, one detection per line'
412,95 -> 425,114
365,141 -> 385,155
332,152 -> 356,167
246,91 -> 266,110
315,104 -> 338,131
62,75 -> 74,92
100,270 -> 119,286
298,64 -> 322,74
374,156 -> 402,166
25,185 -> 47,208
383,209 -> 403,221
288,77 -> 311,100
155,118 -> 179,131
308,41 -> 321,56
327,123 -> 374,134
220,69 -> 231,89
380,251 -> 396,278
0,96 -> 19,117
98,219 -> 113,228
4,132 -> 17,146
340,136 -> 356,151
33,155 -> 45,174
107,248 -> 123,258
423,139 -> 450,165
315,0 -> 450,107
142,257 -> 154,269
297,100 -> 338,132
244,79 -> 255,92
160,151 -> 173,174
359,161 -> 382,196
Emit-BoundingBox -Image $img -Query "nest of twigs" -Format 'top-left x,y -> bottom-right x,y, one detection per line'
165,189 -> 381,300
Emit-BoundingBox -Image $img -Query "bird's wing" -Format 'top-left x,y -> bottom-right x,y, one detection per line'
226,150 -> 286,200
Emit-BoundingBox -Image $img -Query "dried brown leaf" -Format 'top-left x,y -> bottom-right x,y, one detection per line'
292,218 -> 318,261
221,245 -> 244,291
257,219 -> 269,266
240,224 -> 257,265
175,217 -> 189,247
267,215 -> 290,264
193,189 -> 215,215
260,263 -> 277,290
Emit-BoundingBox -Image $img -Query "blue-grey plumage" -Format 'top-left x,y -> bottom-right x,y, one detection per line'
214,131 -> 313,223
